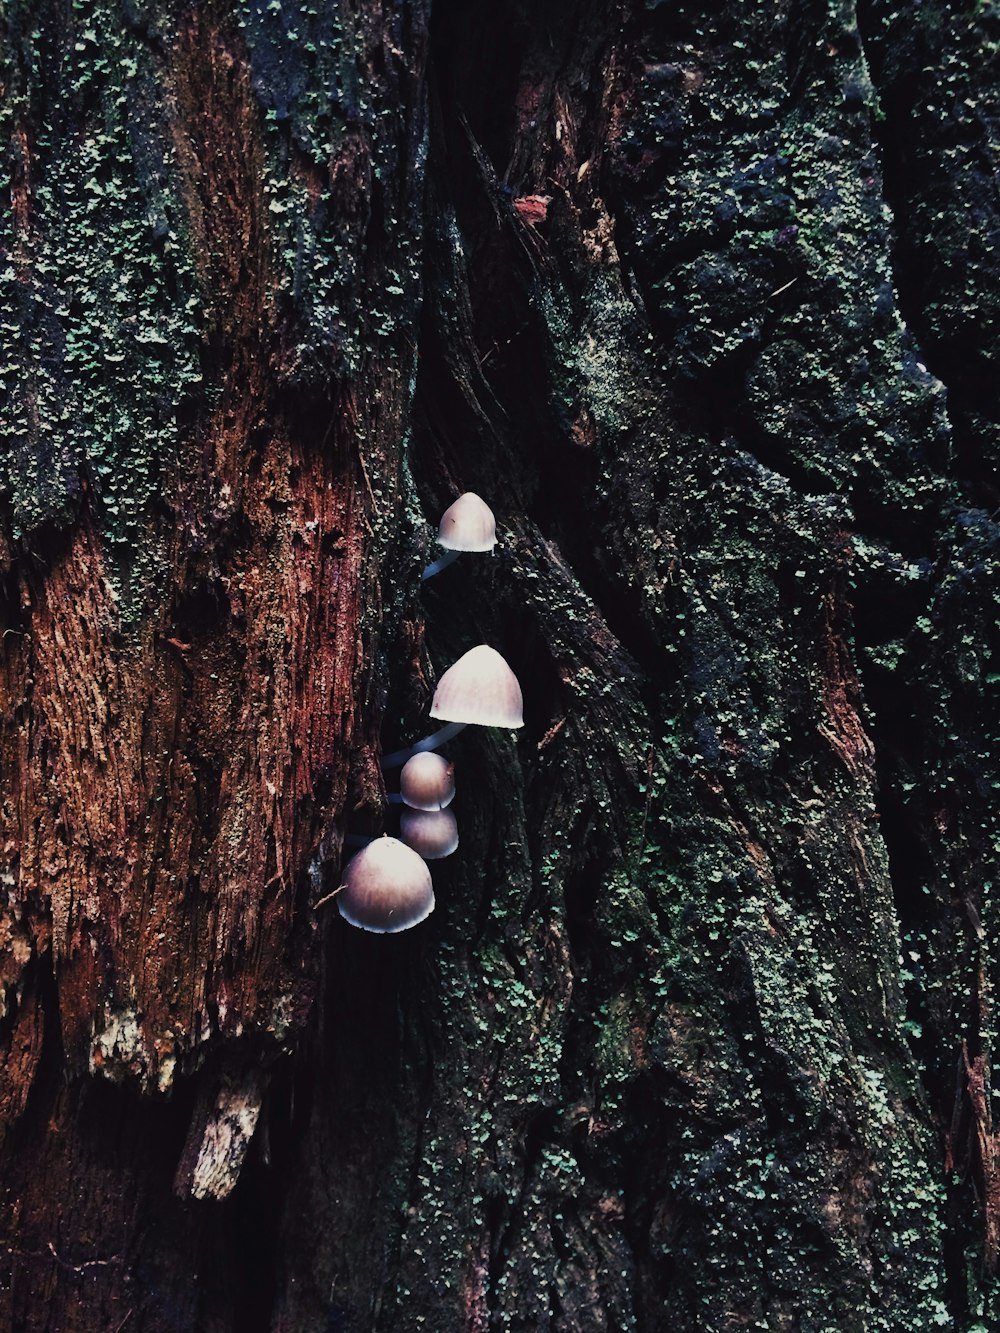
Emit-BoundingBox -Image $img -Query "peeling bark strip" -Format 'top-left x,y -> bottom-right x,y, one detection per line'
1,0 -> 999,1329
175,1066 -> 266,1201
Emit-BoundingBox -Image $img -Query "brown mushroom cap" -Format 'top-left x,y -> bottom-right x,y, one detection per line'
400,752 -> 456,810
430,645 -> 524,728
437,493 -> 497,553
338,837 -> 434,933
399,808 -> 459,860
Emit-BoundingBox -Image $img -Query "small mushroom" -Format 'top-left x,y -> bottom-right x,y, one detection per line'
421,493 -> 497,580
430,644 -> 524,728
400,808 -> 459,859
400,752 -> 456,810
381,645 -> 524,767
338,836 -> 434,933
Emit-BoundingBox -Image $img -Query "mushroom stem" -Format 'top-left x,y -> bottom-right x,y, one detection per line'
420,549 -> 461,581
381,721 -> 467,769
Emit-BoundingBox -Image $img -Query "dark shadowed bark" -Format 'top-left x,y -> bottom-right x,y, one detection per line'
1,0 -> 998,1329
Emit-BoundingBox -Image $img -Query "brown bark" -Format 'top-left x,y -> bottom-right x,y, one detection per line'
1,0 -> 426,1324
2,0 -> 999,1329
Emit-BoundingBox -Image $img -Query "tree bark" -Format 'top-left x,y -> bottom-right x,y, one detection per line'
1,0 -> 998,1330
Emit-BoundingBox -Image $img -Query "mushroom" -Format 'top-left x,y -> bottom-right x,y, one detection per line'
430,643 -> 524,728
338,836 -> 435,933
381,645 -> 524,767
399,808 -> 459,859
421,493 -> 497,580
399,752 -> 456,810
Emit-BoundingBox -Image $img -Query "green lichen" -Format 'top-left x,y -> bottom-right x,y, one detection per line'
0,0 -> 203,608
236,0 -> 423,384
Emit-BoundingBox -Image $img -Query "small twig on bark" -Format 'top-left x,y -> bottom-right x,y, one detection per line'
313,884 -> 346,911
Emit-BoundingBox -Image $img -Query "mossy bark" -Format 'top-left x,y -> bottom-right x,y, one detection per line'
1,1 -> 998,1330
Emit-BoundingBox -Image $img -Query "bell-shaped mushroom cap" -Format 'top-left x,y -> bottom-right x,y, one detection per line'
430,645 -> 524,729
400,752 -> 456,811
437,493 -> 497,553
338,837 -> 434,933
400,808 -> 459,860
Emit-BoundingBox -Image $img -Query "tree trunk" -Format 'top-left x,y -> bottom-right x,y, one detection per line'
1,0 -> 997,1329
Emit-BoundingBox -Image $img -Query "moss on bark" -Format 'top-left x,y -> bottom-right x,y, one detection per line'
1,1 -> 998,1330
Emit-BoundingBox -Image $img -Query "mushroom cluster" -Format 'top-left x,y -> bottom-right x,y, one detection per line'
394,752 -> 456,860
337,494 -> 523,933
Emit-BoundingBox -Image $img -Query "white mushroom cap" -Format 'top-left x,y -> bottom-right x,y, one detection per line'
430,645 -> 524,729
338,837 -> 434,933
400,808 -> 459,859
437,493 -> 497,553
400,752 -> 456,810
